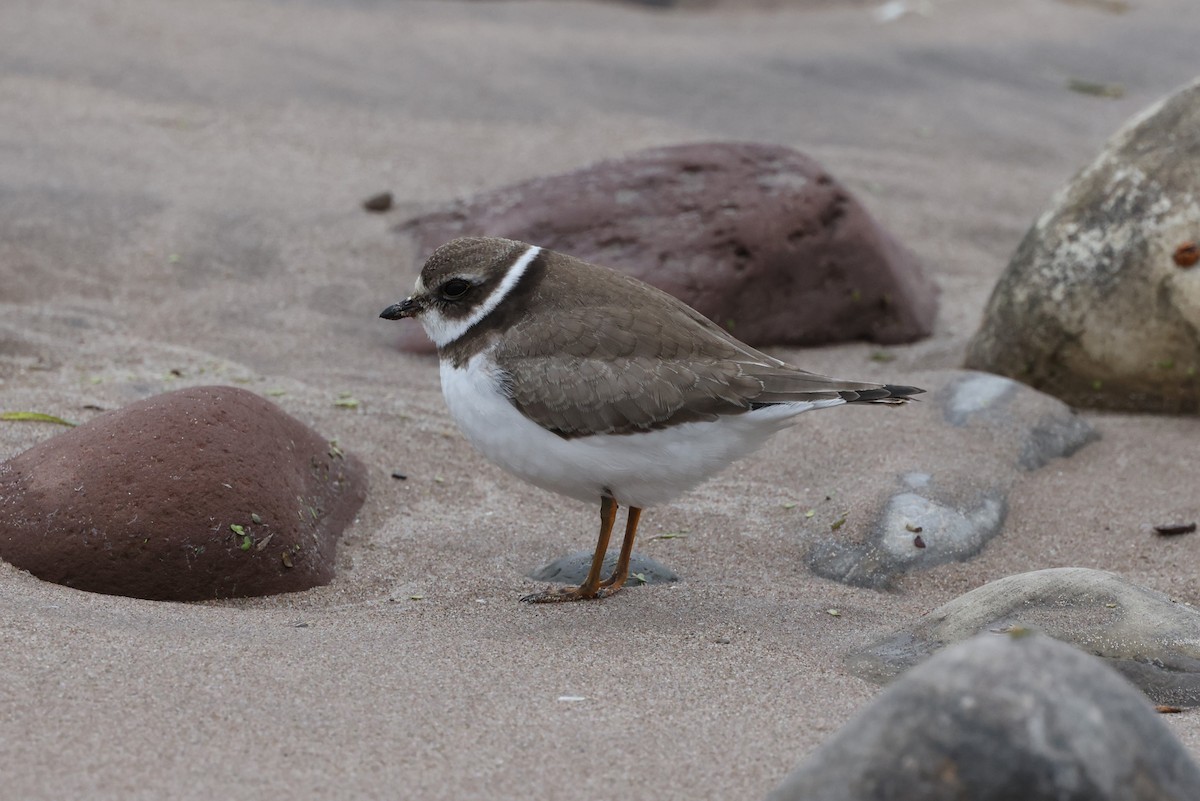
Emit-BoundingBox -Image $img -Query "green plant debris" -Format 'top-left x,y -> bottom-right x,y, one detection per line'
1067,78 -> 1124,98
1058,0 -> 1131,13
265,388 -> 287,397
826,608 -> 841,617
409,595 -> 425,601
1156,359 -> 1175,370
869,351 -> 896,363
1,411 -> 77,427
167,253 -> 181,264
334,393 -> 360,409
229,523 -> 246,536
649,531 -> 689,541
632,573 -> 648,585
781,502 -> 798,510
239,535 -> 253,551
849,289 -> 862,302
328,441 -> 344,459
830,515 -> 847,531
804,509 -> 816,518
250,513 -> 262,525
1092,379 -> 1103,391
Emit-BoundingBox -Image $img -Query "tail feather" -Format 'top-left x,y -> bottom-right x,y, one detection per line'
839,384 -> 924,405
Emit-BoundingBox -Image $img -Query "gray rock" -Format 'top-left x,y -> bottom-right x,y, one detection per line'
966,78 -> 1200,413
529,550 -> 678,587
806,372 -> 1096,588
942,372 -> 1099,470
768,631 -> 1200,801
848,568 -> 1200,707
395,142 -> 937,353
807,473 -> 1007,589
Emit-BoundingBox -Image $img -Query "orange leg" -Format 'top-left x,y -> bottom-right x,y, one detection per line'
599,506 -> 643,595
522,496 -> 618,603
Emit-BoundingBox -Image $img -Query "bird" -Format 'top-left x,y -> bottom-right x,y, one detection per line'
381,236 -> 923,603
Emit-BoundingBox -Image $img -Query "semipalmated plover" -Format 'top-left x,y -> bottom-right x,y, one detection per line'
381,237 -> 922,603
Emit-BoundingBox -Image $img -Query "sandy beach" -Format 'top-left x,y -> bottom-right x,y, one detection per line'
2,1 -> 1199,798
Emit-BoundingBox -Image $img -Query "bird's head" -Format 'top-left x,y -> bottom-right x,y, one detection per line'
379,237 -> 538,348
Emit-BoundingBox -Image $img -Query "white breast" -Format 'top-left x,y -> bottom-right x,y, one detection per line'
440,351 -> 844,509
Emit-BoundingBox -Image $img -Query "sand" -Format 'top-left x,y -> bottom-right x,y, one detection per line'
2,0 -> 1198,798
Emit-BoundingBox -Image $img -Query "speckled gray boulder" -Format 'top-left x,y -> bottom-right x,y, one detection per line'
395,142 -> 937,353
966,78 -> 1200,413
848,567 -> 1200,707
768,631 -> 1200,801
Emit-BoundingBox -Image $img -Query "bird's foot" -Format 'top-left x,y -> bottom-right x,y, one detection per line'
520,584 -> 624,603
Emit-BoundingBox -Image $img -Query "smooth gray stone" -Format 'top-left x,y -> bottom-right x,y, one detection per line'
940,372 -> 1099,469
1017,411 -> 1099,470
807,475 -> 1006,589
806,372 -> 1096,589
769,631 -> 1200,801
529,550 -> 678,586
848,567 -> 1200,707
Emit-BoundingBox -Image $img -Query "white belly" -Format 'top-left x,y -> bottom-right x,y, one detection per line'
440,352 -> 843,509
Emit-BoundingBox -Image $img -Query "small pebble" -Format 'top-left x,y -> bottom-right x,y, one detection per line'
362,191 -> 393,213
1153,522 -> 1196,536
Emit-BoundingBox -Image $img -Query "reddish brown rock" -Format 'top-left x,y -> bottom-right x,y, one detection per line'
0,386 -> 368,601
395,142 -> 937,353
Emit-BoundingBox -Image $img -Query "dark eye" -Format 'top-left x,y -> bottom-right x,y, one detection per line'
440,279 -> 471,300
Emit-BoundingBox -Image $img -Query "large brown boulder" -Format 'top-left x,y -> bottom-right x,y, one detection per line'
0,386 -> 368,601
395,141 -> 937,353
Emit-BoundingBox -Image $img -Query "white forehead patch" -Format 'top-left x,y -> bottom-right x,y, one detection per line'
419,245 -> 541,348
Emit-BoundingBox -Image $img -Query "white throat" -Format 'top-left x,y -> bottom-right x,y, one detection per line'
420,245 -> 542,348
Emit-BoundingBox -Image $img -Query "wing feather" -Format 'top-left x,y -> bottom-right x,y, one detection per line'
491,298 -> 915,438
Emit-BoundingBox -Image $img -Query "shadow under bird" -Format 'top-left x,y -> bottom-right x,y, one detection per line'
381,237 -> 923,603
